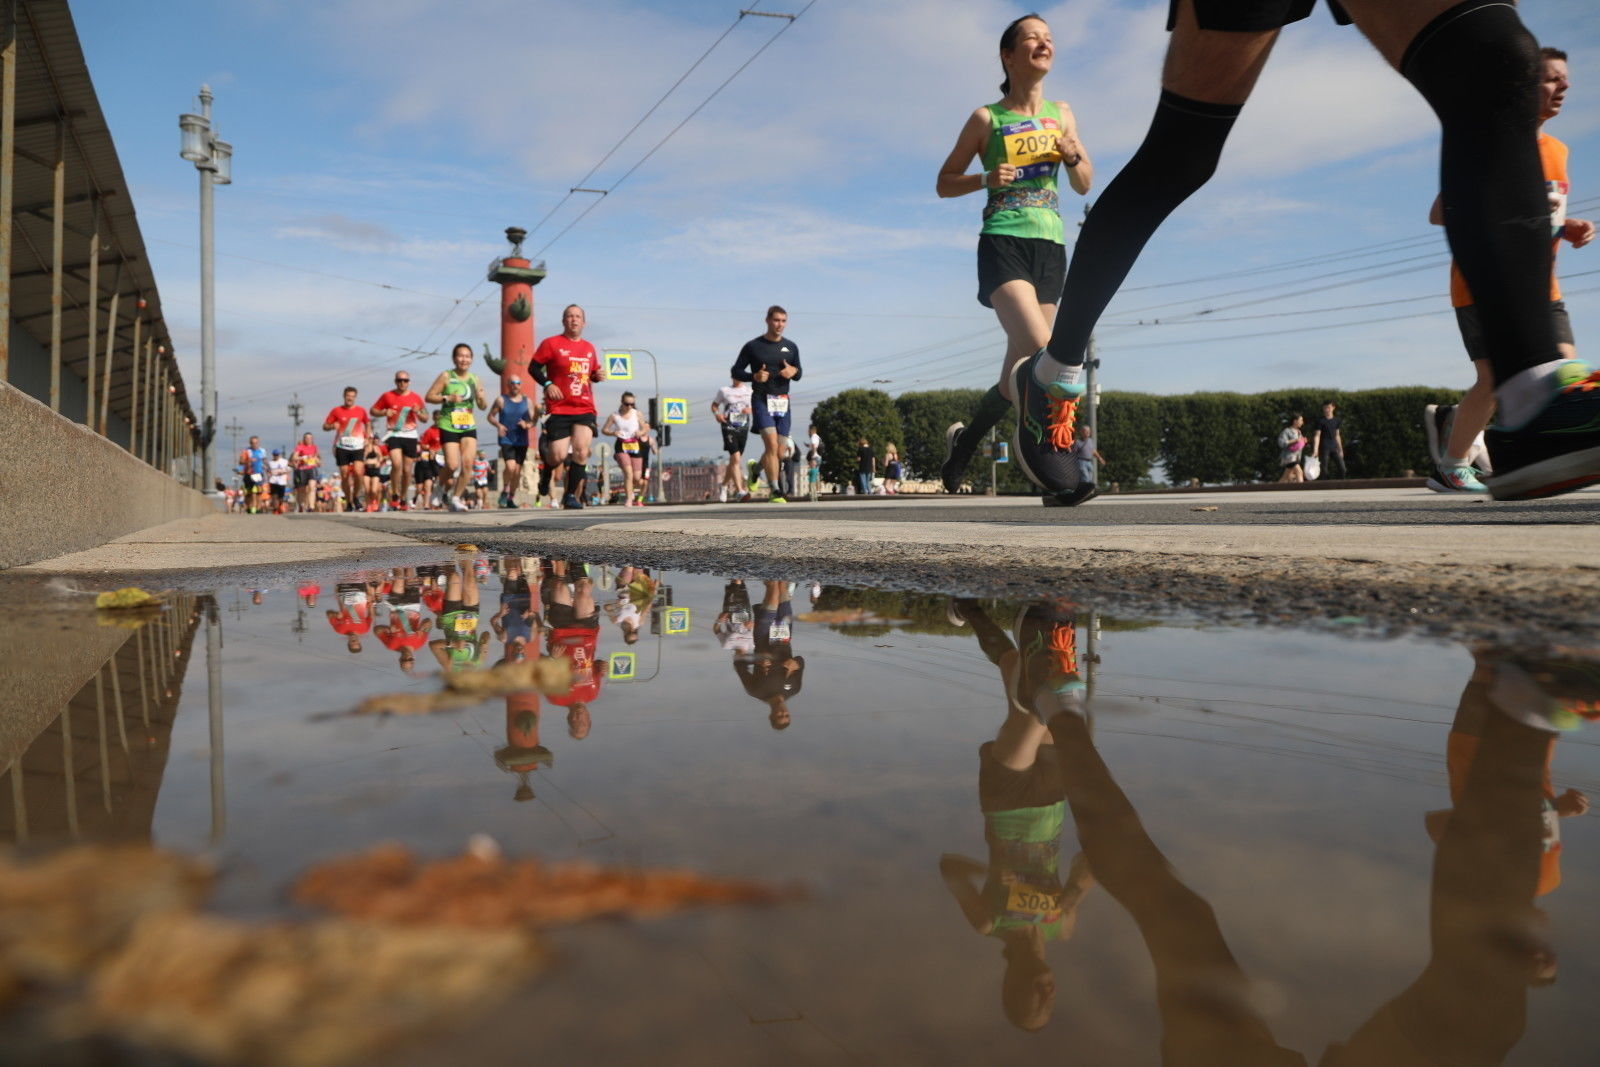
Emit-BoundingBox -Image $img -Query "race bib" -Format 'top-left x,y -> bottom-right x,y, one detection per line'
451,613 -> 477,635
248,472 -> 263,485
727,410 -> 749,428
1000,117 -> 1062,181
1549,179 -> 1569,240
766,395 -> 790,415
620,440 -> 640,454
1004,882 -> 1062,924
448,409 -> 474,430
768,621 -> 792,643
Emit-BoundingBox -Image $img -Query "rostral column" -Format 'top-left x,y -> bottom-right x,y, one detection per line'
484,226 -> 548,393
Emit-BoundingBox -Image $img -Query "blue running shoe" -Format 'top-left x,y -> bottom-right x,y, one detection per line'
1008,350 -> 1084,495
1426,464 -> 1487,494
1485,362 -> 1600,500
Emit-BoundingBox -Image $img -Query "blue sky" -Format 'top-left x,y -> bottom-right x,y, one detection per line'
77,0 -> 1600,459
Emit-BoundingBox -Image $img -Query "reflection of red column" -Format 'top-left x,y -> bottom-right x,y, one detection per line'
486,227 -> 547,396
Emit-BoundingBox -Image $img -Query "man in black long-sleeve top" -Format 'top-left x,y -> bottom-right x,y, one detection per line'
732,305 -> 801,502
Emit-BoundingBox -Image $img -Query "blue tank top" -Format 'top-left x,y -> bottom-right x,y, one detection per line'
245,447 -> 266,475
498,395 -> 531,446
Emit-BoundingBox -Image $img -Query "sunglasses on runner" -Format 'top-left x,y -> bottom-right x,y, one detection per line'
395,377 -> 409,383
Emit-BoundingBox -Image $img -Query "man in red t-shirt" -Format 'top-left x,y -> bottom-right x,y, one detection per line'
326,580 -> 375,654
290,432 -> 321,513
543,560 -> 604,739
323,386 -> 372,511
530,304 -> 606,509
371,370 -> 429,510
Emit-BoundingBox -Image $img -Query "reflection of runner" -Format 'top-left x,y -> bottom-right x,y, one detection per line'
429,560 -> 489,673
714,580 -> 755,657
326,581 -> 376,654
544,561 -> 604,739
606,566 -> 655,645
733,580 -> 804,729
375,572 -> 431,674
939,599 -> 1093,1032
490,557 -> 540,659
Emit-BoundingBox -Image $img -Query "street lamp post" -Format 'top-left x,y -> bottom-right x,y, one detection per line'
179,86 -> 232,501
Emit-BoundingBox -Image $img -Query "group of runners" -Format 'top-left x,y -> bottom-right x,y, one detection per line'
935,3 -> 1600,506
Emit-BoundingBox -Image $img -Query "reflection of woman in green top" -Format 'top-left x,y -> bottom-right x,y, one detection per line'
424,343 -> 488,512
939,597 -> 1093,1032
934,13 -> 1093,492
429,559 -> 490,673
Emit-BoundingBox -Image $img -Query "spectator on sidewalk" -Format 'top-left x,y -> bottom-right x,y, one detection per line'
1277,415 -> 1306,484
1312,402 -> 1346,480
856,437 -> 875,496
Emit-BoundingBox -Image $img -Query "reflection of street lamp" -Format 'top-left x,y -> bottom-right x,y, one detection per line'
179,85 -> 231,499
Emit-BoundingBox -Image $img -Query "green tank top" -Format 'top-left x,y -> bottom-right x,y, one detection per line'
979,99 -> 1065,244
982,802 -> 1066,937
436,370 -> 480,432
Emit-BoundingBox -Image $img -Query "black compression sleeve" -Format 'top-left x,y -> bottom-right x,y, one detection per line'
1047,90 -> 1240,368
1403,0 -> 1555,384
528,361 -> 551,387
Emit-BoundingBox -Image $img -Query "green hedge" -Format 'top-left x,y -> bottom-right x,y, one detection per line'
878,385 -> 1464,489
812,389 -> 904,487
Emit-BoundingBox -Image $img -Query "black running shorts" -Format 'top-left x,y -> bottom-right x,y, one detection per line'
977,741 -> 1066,813
413,459 -> 436,481
335,446 -> 364,467
1456,300 -> 1572,363
1167,0 -> 1350,32
385,436 -> 419,458
438,428 -> 477,444
546,602 -> 600,630
722,422 -> 750,455
500,444 -> 528,462
977,234 -> 1066,309
293,469 -> 314,488
544,413 -> 598,442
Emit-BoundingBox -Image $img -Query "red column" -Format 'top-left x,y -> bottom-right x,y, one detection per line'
486,227 -> 547,396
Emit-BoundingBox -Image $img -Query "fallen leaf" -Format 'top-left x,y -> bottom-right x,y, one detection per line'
1191,505 -> 1219,512
454,543 -> 478,552
442,656 -> 571,697
95,588 -> 162,610
90,913 -> 542,1067
293,843 -> 796,929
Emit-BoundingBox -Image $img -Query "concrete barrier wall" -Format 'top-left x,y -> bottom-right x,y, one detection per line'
0,381 -> 216,569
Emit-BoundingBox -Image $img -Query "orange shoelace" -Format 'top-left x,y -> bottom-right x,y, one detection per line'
1046,394 -> 1078,450
1049,623 -> 1078,678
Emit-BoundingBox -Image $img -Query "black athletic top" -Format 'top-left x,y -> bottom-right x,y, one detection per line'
731,335 -> 802,396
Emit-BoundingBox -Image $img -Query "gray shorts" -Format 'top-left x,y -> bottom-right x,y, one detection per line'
1455,300 -> 1573,363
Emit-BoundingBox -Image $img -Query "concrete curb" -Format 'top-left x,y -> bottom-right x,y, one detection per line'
0,382 -> 217,569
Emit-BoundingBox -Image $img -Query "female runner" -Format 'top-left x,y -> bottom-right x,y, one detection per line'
424,342 -> 489,512
601,391 -> 651,507
935,13 -> 1091,493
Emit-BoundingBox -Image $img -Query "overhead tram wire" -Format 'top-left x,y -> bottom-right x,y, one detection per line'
532,1 -> 818,259
522,11 -> 749,243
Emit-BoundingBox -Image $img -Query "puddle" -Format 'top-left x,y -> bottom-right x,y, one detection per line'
1,558 -> 1597,1065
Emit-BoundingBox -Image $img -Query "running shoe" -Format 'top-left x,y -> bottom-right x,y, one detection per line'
561,495 -> 580,510
1423,403 -> 1454,469
769,496 -> 787,504
1426,464 -> 1487,494
1008,602 -> 1087,725
1041,482 -> 1099,508
941,422 -> 975,494
1485,362 -> 1600,500
1487,653 -> 1600,733
1007,349 -> 1084,495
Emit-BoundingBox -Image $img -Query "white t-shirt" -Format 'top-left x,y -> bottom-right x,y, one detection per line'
807,432 -> 822,461
268,457 -> 292,486
713,383 -> 753,427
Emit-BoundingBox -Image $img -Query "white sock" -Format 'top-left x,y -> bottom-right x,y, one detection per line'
1442,453 -> 1470,468
1031,350 -> 1083,389
1496,360 -> 1569,428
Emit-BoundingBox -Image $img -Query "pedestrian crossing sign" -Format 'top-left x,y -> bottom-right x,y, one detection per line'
664,607 -> 691,634
604,353 -> 633,381
662,398 -> 689,425
609,653 -> 637,680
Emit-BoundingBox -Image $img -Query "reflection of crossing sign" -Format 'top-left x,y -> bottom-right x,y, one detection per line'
661,398 -> 689,425
604,352 -> 633,381
609,653 -> 636,680
664,607 -> 691,634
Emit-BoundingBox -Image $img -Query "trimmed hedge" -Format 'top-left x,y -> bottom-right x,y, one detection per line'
884,385 -> 1463,488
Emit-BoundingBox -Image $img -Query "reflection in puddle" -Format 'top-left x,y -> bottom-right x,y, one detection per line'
0,561 -> 1596,1064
